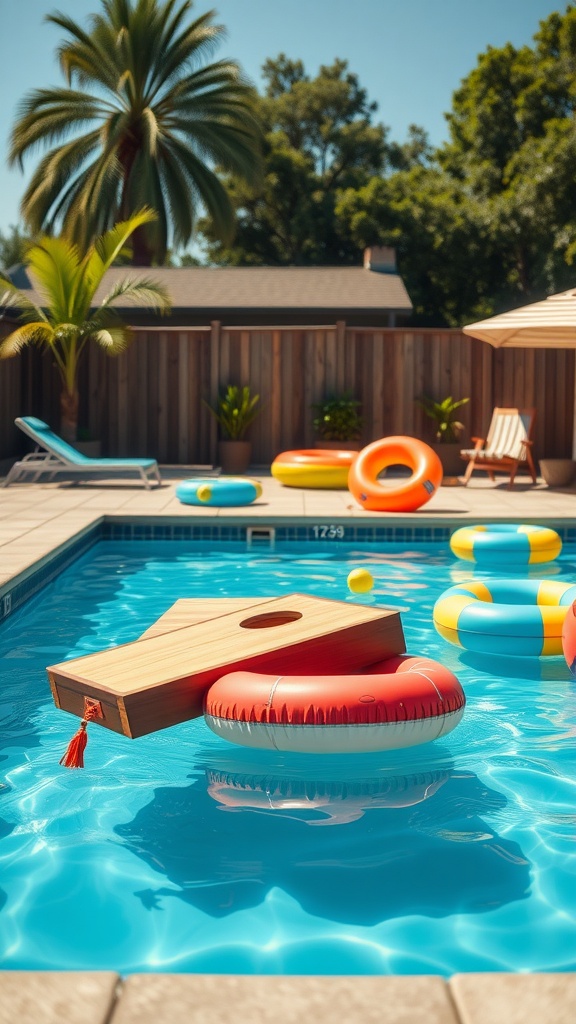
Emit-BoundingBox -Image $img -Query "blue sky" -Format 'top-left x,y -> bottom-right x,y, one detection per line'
0,0 -> 566,235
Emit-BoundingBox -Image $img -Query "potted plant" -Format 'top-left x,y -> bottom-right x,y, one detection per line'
312,393 -> 363,450
205,385 -> 261,474
418,394 -> 469,477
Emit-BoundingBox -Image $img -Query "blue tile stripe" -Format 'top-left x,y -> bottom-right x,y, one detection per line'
0,529 -> 98,622
2,519 -> 576,623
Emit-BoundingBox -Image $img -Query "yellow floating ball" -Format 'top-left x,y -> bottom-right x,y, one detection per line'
347,568 -> 374,594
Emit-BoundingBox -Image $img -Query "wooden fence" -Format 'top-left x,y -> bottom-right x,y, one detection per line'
0,323 -> 573,466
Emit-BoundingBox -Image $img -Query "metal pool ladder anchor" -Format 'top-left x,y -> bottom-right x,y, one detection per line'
246,526 -> 276,550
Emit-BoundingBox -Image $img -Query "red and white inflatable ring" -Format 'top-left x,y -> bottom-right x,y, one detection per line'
204,654 -> 465,753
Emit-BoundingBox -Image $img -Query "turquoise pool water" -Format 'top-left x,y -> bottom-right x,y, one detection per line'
0,539 -> 575,976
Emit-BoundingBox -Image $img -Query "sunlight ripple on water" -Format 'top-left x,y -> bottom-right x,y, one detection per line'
0,539 -> 575,975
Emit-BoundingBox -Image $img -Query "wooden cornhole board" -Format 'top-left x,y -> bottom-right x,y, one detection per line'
47,593 -> 405,739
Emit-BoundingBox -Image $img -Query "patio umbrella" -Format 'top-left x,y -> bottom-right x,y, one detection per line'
463,287 -> 576,347
463,287 -> 576,456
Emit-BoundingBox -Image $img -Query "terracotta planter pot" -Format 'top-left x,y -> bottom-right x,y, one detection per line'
218,440 -> 252,475
539,458 -> 575,488
431,442 -> 463,478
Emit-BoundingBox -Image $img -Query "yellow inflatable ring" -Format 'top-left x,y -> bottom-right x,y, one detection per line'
271,449 -> 357,488
434,578 -> 576,656
450,524 -> 562,565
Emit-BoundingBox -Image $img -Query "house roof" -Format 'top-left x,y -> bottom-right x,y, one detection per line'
3,264 -> 413,328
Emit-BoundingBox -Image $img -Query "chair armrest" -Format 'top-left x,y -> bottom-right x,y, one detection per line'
469,437 -> 485,450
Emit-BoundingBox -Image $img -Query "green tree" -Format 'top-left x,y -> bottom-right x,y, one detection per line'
337,4 -> 576,322
437,5 -> 576,304
335,167 -> 500,326
201,55 -> 397,265
9,0 -> 262,266
0,209 -> 171,440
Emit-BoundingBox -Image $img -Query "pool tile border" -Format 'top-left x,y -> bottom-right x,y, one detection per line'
0,526 -> 100,623
100,521 -> 455,542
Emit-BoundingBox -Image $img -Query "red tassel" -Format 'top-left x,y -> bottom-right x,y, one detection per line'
59,699 -> 102,769
60,720 -> 88,768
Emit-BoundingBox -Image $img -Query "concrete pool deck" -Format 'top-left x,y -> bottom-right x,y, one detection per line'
1,466 -> 575,1021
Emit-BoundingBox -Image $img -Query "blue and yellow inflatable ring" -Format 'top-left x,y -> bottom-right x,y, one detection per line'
434,579 -> 576,656
450,524 -> 562,565
176,477 -> 262,507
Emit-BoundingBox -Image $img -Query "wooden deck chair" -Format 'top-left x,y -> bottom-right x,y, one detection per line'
460,407 -> 537,489
3,417 -> 162,489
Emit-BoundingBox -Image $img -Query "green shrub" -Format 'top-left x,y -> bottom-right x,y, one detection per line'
312,393 -> 362,442
205,385 -> 261,440
418,395 -> 469,443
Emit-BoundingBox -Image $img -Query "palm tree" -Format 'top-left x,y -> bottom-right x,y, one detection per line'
9,0 -> 262,265
0,209 -> 171,440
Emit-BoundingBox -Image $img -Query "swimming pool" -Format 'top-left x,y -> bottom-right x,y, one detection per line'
0,538 -> 575,976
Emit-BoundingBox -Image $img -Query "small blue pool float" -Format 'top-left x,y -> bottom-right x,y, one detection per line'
450,524 -> 562,565
176,477 -> 262,507
433,578 -> 576,656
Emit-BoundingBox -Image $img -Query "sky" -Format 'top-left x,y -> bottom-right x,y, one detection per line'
0,0 -> 568,235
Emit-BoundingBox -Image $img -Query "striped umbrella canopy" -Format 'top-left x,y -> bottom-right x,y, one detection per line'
464,288 -> 576,458
463,288 -> 576,347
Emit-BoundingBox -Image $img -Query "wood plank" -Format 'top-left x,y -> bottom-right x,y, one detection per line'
140,598 -> 259,639
271,329 -> 282,458
166,335 -> 180,462
47,594 -> 406,738
157,332 -> 168,462
177,332 -> 189,463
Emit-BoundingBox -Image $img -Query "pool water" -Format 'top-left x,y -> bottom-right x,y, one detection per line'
0,539 -> 575,976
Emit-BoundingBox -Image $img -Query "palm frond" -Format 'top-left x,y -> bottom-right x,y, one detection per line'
26,237 -> 82,321
90,208 -> 158,277
156,141 -> 194,244
148,9 -> 223,97
19,131 -> 102,232
0,321 -> 54,358
90,325 -> 133,354
97,276 -> 171,313
9,90 -> 110,166
162,138 -> 235,241
0,276 -> 47,323
45,155 -> 121,246
49,11 -> 121,91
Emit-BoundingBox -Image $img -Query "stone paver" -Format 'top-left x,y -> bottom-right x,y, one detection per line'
450,972 -> 576,1024
110,974 -> 459,1024
0,971 -> 120,1024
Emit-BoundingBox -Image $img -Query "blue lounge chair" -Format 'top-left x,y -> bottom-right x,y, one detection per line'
3,417 -> 162,489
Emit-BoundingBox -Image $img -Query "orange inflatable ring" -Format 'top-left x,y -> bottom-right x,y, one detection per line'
271,449 -> 357,488
204,654 -> 465,753
348,436 -> 443,512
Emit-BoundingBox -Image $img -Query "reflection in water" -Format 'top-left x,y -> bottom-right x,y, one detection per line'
115,757 -> 531,927
206,768 -> 448,825
448,563 -> 564,584
461,650 -> 574,682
